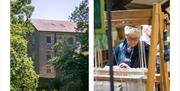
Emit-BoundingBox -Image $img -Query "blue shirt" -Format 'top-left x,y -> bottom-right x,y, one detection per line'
107,39 -> 150,68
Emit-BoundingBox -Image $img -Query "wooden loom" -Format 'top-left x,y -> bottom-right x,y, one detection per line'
94,3 -> 169,91
94,68 -> 161,91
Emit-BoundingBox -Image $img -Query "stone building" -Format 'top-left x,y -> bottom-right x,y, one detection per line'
29,19 -> 77,78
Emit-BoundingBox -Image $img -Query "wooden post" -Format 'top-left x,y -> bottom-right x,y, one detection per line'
159,6 -> 165,91
159,4 -> 165,91
146,3 -> 160,91
159,4 -> 170,91
146,3 -> 169,91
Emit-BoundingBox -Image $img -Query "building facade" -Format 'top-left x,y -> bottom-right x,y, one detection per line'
29,19 -> 77,78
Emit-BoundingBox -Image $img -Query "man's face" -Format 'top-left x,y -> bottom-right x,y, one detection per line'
126,34 -> 140,47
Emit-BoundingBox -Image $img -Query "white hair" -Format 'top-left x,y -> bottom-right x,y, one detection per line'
124,26 -> 142,35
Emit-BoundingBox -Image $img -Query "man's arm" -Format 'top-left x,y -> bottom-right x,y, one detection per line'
106,45 -> 120,66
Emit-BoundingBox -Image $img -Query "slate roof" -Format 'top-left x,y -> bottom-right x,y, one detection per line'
31,19 -> 76,33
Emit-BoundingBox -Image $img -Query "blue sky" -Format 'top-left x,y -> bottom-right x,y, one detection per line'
31,0 -> 82,20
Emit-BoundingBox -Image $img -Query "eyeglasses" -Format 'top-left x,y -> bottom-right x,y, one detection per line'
127,37 -> 139,42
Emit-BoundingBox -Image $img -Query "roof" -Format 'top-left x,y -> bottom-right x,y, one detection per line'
31,19 -> 76,33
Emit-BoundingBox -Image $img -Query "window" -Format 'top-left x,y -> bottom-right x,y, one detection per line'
46,54 -> 52,60
46,66 -> 51,73
59,24 -> 65,27
67,37 -> 74,45
57,35 -> 64,42
46,51 -> 53,60
46,36 -> 51,43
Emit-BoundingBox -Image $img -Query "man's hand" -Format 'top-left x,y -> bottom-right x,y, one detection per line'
103,66 -> 110,70
103,64 -> 131,70
103,66 -> 121,70
119,63 -> 130,69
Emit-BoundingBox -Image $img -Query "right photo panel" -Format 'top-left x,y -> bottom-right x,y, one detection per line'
94,0 -> 170,91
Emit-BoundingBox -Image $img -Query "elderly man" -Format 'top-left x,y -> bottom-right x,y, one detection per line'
105,26 -> 150,69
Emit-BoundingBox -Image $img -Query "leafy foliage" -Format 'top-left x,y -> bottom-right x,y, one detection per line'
11,0 -> 38,90
11,24 -> 38,91
69,0 -> 88,32
69,0 -> 88,51
51,39 -> 88,91
11,0 -> 34,24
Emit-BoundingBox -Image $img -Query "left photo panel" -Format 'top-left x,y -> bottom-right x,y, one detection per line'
10,0 -> 89,91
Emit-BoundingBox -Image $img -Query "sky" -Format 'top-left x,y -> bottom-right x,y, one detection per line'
31,0 -> 82,20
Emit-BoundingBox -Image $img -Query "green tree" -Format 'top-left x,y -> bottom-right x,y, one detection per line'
51,0 -> 89,90
11,0 -> 34,24
11,24 -> 38,91
11,0 -> 38,90
69,0 -> 88,51
51,39 -> 88,91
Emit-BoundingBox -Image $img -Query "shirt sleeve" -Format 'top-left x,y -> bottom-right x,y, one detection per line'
106,45 -> 120,66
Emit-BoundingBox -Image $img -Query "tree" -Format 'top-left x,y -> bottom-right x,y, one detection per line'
69,0 -> 88,51
10,0 -> 38,90
51,0 -> 89,90
51,39 -> 88,91
11,0 -> 34,24
11,24 -> 38,91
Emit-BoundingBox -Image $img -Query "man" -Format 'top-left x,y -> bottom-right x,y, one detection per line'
105,26 -> 149,69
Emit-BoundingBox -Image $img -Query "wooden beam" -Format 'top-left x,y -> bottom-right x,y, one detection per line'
111,9 -> 152,19
94,74 -> 161,83
159,5 -> 170,91
146,3 -> 160,91
109,9 -> 152,27
111,18 -> 151,27
159,11 -> 165,91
